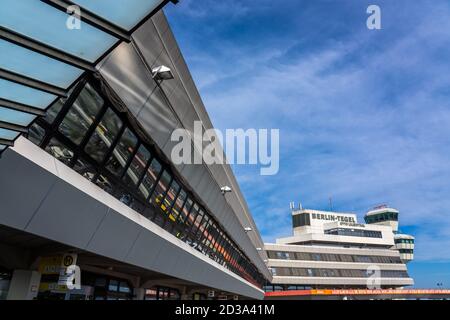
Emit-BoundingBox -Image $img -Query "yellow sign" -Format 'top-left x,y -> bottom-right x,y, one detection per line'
38,254 -> 78,292
38,256 -> 63,275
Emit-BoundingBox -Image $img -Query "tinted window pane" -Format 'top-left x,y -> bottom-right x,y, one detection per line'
73,158 -> 96,180
45,99 -> 64,124
58,83 -> 103,145
123,145 -> 151,186
137,158 -> 161,199
150,170 -> 171,207
186,203 -> 200,236
171,189 -> 187,222
45,138 -> 74,166
28,123 -> 46,146
178,197 -> 193,224
95,174 -> 114,194
108,280 -> 118,292
192,209 -> 205,239
162,180 -> 180,221
85,108 -> 122,163
106,128 -> 138,176
119,281 -> 130,293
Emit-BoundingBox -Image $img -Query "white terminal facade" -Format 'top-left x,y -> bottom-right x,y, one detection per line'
264,205 -> 415,291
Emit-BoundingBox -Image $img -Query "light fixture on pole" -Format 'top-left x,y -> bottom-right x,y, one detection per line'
244,227 -> 253,233
220,186 -> 232,195
152,65 -> 174,81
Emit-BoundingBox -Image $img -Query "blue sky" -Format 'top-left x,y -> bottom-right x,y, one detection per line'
165,0 -> 450,288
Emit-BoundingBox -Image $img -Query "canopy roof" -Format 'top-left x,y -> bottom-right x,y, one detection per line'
0,0 -> 172,153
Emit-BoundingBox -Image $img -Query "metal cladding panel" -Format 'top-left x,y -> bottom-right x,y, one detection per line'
207,186 -> 223,222
26,179 -> 109,250
125,228 -> 166,266
148,240 -> 181,275
165,79 -> 191,124
180,163 -> 207,191
162,137 -> 186,173
0,149 -> 57,230
158,20 -> 183,66
135,86 -> 178,147
150,10 -> 170,40
86,209 -> 143,262
215,198 -> 231,224
132,23 -> 165,69
196,170 -> 217,208
98,42 -> 156,117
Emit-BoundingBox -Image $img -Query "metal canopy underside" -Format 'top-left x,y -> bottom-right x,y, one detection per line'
0,0 -> 171,154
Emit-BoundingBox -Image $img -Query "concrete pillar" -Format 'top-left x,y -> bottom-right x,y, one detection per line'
180,286 -> 190,300
133,288 -> 146,300
6,270 -> 41,300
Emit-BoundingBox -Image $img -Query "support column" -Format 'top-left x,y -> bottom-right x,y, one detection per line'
6,270 -> 41,300
133,288 -> 146,300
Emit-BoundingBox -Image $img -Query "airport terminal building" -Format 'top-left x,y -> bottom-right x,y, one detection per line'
264,206 -> 415,293
0,0 -> 271,300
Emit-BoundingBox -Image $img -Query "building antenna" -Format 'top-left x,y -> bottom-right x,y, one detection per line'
329,197 -> 333,211
289,202 -> 295,210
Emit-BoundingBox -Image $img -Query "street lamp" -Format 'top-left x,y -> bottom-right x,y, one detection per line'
244,227 -> 253,233
152,65 -> 174,81
220,186 -> 232,195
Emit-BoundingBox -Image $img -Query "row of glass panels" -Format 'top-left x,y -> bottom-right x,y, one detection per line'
28,78 -> 265,287
0,0 -> 165,152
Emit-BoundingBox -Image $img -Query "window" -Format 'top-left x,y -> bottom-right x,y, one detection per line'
275,252 -> 291,260
105,128 -> 138,176
162,180 -> 180,221
170,189 -> 187,224
45,138 -> 74,166
138,158 -> 161,199
185,203 -> 200,242
150,170 -> 171,206
295,252 -> 312,261
178,197 -> 193,225
191,206 -> 205,242
58,83 -> 103,145
118,281 -> 131,293
108,280 -> 118,292
73,158 -> 96,180
45,98 -> 64,124
150,170 -> 172,226
95,173 -> 113,194
85,108 -> 123,163
292,213 -> 310,227
123,145 -> 151,186
28,123 -> 46,146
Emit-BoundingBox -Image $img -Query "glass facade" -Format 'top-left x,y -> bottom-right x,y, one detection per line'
266,251 -> 403,264
292,213 -> 311,228
364,212 -> 398,224
324,228 -> 382,238
144,286 -> 181,301
271,267 -> 410,278
395,238 -> 414,244
26,75 -> 265,288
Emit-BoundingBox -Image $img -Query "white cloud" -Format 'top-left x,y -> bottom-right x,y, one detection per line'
169,0 -> 450,262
